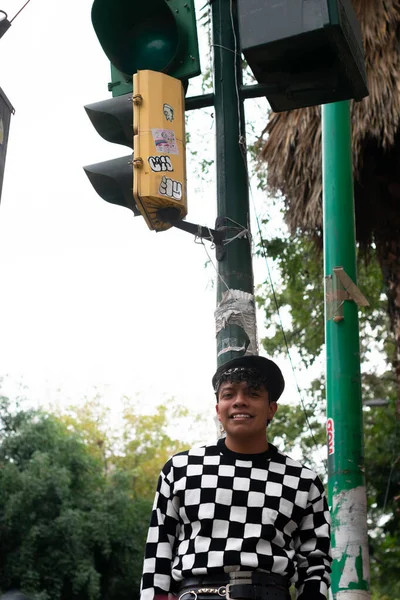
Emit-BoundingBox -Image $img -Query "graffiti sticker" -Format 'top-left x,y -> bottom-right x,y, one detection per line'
159,176 -> 182,201
327,418 -> 335,455
148,155 -> 173,173
163,103 -> 174,122
151,128 -> 178,155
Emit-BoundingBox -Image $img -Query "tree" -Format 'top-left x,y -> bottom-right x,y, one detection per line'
57,396 -> 197,500
0,394 -> 152,600
254,231 -> 400,598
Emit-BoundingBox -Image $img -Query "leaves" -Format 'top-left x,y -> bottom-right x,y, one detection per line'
0,392 -> 195,600
256,230 -> 400,597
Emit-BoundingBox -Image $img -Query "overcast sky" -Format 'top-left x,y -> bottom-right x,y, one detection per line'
0,0 -> 296,439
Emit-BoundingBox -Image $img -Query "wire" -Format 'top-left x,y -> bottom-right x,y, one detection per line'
200,237 -> 231,295
10,0 -> 32,23
251,192 -> 327,471
211,43 -> 238,55
383,442 -> 399,512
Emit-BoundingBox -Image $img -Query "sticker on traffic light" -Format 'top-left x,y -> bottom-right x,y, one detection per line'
133,70 -> 187,232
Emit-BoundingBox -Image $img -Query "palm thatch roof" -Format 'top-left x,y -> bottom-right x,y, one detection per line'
260,0 -> 400,247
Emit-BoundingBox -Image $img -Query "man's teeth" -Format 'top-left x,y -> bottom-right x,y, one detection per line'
232,414 -> 251,419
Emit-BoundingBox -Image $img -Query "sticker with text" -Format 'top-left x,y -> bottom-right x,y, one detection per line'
327,418 -> 335,455
159,176 -> 182,201
148,155 -> 173,172
151,128 -> 178,155
163,103 -> 174,122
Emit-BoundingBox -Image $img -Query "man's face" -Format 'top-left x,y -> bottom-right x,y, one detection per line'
215,380 -> 278,443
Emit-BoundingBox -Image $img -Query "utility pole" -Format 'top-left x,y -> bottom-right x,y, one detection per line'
322,101 -> 370,599
211,0 -> 257,367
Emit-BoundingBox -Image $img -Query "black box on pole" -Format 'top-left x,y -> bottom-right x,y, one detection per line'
237,0 -> 368,112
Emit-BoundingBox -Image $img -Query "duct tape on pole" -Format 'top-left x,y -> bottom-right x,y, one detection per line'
0,88 -> 15,205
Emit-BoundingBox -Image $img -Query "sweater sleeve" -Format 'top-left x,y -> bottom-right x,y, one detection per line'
295,475 -> 332,600
140,460 -> 180,600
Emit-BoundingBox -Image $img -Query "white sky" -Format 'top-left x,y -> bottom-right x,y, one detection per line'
0,0 -> 303,440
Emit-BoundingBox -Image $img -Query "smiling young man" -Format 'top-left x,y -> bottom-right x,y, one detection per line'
140,355 -> 332,600
216,378 -> 277,455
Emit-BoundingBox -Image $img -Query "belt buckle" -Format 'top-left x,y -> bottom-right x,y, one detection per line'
226,582 -> 259,600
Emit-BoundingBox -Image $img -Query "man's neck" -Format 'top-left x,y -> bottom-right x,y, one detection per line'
224,435 -> 269,454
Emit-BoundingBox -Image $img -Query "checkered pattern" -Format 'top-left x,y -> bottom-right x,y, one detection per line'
140,440 -> 331,600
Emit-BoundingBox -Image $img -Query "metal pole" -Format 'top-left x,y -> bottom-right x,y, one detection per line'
211,0 -> 256,367
322,101 -> 370,599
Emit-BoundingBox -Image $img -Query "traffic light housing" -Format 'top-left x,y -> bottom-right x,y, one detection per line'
84,71 -> 187,233
237,0 -> 368,111
133,70 -> 187,231
83,93 -> 139,216
91,0 -> 201,98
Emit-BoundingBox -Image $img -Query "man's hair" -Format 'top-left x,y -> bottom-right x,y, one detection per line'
212,356 -> 285,403
215,367 -> 270,401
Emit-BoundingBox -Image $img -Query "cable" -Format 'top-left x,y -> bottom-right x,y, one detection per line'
10,0 -> 32,23
200,237 -> 231,295
211,43 -> 238,55
383,437 -> 399,512
251,192 -> 327,471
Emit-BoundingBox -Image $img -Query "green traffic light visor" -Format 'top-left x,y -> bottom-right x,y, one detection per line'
91,0 -> 181,77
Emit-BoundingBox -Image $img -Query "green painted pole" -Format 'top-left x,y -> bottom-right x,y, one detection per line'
211,0 -> 256,368
322,101 -> 370,599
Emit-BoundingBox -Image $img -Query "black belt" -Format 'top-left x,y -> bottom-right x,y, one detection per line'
178,572 -> 290,600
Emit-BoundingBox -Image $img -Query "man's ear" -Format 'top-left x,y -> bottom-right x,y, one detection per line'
267,401 -> 278,422
215,402 -> 221,421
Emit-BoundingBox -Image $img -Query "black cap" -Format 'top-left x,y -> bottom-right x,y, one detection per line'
212,355 -> 285,402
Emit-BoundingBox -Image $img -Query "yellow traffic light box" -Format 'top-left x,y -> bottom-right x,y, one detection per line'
133,70 -> 187,232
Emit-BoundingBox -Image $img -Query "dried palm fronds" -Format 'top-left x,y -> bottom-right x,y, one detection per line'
260,0 -> 400,241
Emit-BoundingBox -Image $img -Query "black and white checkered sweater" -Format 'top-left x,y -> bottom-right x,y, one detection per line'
140,439 -> 332,600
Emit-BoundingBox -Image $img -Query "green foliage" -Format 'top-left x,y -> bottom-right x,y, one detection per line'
58,396 -> 193,501
256,229 -> 400,598
0,391 -> 194,600
256,232 -> 325,366
269,401 -> 326,476
256,228 -> 391,369
364,388 -> 400,598
116,400 -> 191,499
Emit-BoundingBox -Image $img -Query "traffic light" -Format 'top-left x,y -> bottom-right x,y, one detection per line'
237,0 -> 368,111
84,70 -> 187,232
83,93 -> 140,216
91,0 -> 201,98
133,70 -> 187,231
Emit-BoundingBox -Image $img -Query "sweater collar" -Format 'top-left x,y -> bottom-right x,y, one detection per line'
217,437 -> 277,462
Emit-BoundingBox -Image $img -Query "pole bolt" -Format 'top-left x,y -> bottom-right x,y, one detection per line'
333,315 -> 344,323
132,94 -> 143,105
133,158 -> 143,168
